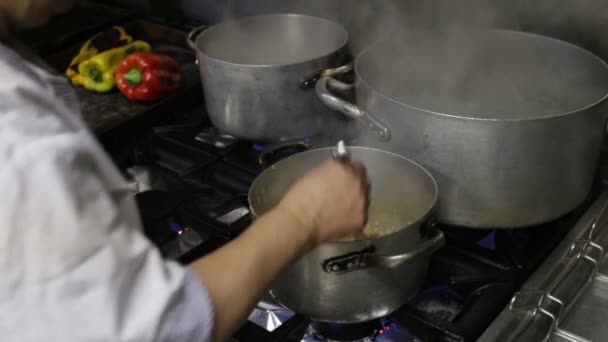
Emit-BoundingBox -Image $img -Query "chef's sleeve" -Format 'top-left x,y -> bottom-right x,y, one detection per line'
0,118 -> 215,341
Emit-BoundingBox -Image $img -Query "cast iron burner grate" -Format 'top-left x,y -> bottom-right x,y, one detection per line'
309,320 -> 383,341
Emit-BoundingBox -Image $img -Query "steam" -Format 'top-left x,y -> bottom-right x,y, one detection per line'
184,0 -> 515,53
181,0 -> 608,143
181,0 -> 608,59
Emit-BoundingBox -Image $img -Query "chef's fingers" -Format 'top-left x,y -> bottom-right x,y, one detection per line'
349,161 -> 367,181
349,161 -> 370,193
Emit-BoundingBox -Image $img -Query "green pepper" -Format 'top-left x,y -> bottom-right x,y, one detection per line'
77,40 -> 151,92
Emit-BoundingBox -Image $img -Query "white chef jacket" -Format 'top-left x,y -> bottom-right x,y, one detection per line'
0,42 -> 214,341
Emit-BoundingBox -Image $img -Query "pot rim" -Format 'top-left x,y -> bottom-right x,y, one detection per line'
195,13 -> 349,68
354,29 -> 608,123
248,146 -> 439,244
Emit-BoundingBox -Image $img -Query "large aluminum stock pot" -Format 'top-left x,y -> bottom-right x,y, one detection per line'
317,29 -> 608,228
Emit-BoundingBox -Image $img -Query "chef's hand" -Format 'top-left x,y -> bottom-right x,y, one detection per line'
192,159 -> 369,341
278,159 -> 370,244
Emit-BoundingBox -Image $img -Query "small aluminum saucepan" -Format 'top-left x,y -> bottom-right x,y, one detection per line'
248,143 -> 444,322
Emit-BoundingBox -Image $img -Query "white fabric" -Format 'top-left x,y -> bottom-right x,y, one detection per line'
0,43 -> 214,342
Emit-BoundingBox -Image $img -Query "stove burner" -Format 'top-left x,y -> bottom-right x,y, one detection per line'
258,140 -> 311,168
135,190 -> 204,258
310,320 -> 383,342
136,190 -> 178,245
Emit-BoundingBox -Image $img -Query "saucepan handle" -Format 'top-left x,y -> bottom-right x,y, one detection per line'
300,62 -> 354,89
331,140 -> 351,162
322,225 -> 445,274
186,25 -> 209,51
316,76 -> 391,142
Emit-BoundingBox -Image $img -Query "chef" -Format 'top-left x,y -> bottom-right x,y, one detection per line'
0,1 -> 370,341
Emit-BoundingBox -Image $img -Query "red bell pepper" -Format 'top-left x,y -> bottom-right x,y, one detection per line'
115,52 -> 181,101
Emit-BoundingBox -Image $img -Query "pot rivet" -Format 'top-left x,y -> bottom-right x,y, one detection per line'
347,262 -> 354,269
331,264 -> 340,272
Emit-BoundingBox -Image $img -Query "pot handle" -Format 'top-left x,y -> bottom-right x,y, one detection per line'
186,25 -> 209,51
322,226 -> 445,274
300,62 -> 354,89
316,76 -> 391,142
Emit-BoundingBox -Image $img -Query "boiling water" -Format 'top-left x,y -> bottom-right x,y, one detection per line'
360,30 -> 608,120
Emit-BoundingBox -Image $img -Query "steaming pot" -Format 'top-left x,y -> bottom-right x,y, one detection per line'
248,146 -> 444,322
317,29 -> 608,228
187,14 -> 367,141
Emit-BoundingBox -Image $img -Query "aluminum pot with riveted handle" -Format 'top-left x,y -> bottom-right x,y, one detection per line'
316,29 -> 608,228
248,143 -> 444,322
187,14 -> 389,142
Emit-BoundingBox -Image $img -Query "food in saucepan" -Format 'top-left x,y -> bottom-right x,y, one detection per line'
337,207 -> 412,241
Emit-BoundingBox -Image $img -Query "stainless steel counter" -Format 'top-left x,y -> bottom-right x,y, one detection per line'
549,272 -> 608,342
479,188 -> 608,342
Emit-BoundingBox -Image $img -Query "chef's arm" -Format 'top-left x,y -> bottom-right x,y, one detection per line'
189,159 -> 370,342
189,208 -> 313,342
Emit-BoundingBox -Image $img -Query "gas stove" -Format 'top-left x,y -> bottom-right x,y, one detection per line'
100,92 -> 598,342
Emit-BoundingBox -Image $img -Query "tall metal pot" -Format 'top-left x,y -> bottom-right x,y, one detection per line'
249,146 -> 444,322
187,14 -> 384,141
316,29 -> 608,228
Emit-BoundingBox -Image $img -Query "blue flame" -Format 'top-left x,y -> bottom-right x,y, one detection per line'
476,231 -> 496,250
252,143 -> 268,152
168,219 -> 184,234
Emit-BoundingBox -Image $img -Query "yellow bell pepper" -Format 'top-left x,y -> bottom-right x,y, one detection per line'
77,40 -> 151,93
66,26 -> 133,86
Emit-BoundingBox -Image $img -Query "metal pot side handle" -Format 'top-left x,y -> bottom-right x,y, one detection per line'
300,62 -> 354,89
315,76 -> 391,142
186,25 -> 209,51
322,227 -> 445,274
371,228 -> 445,268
